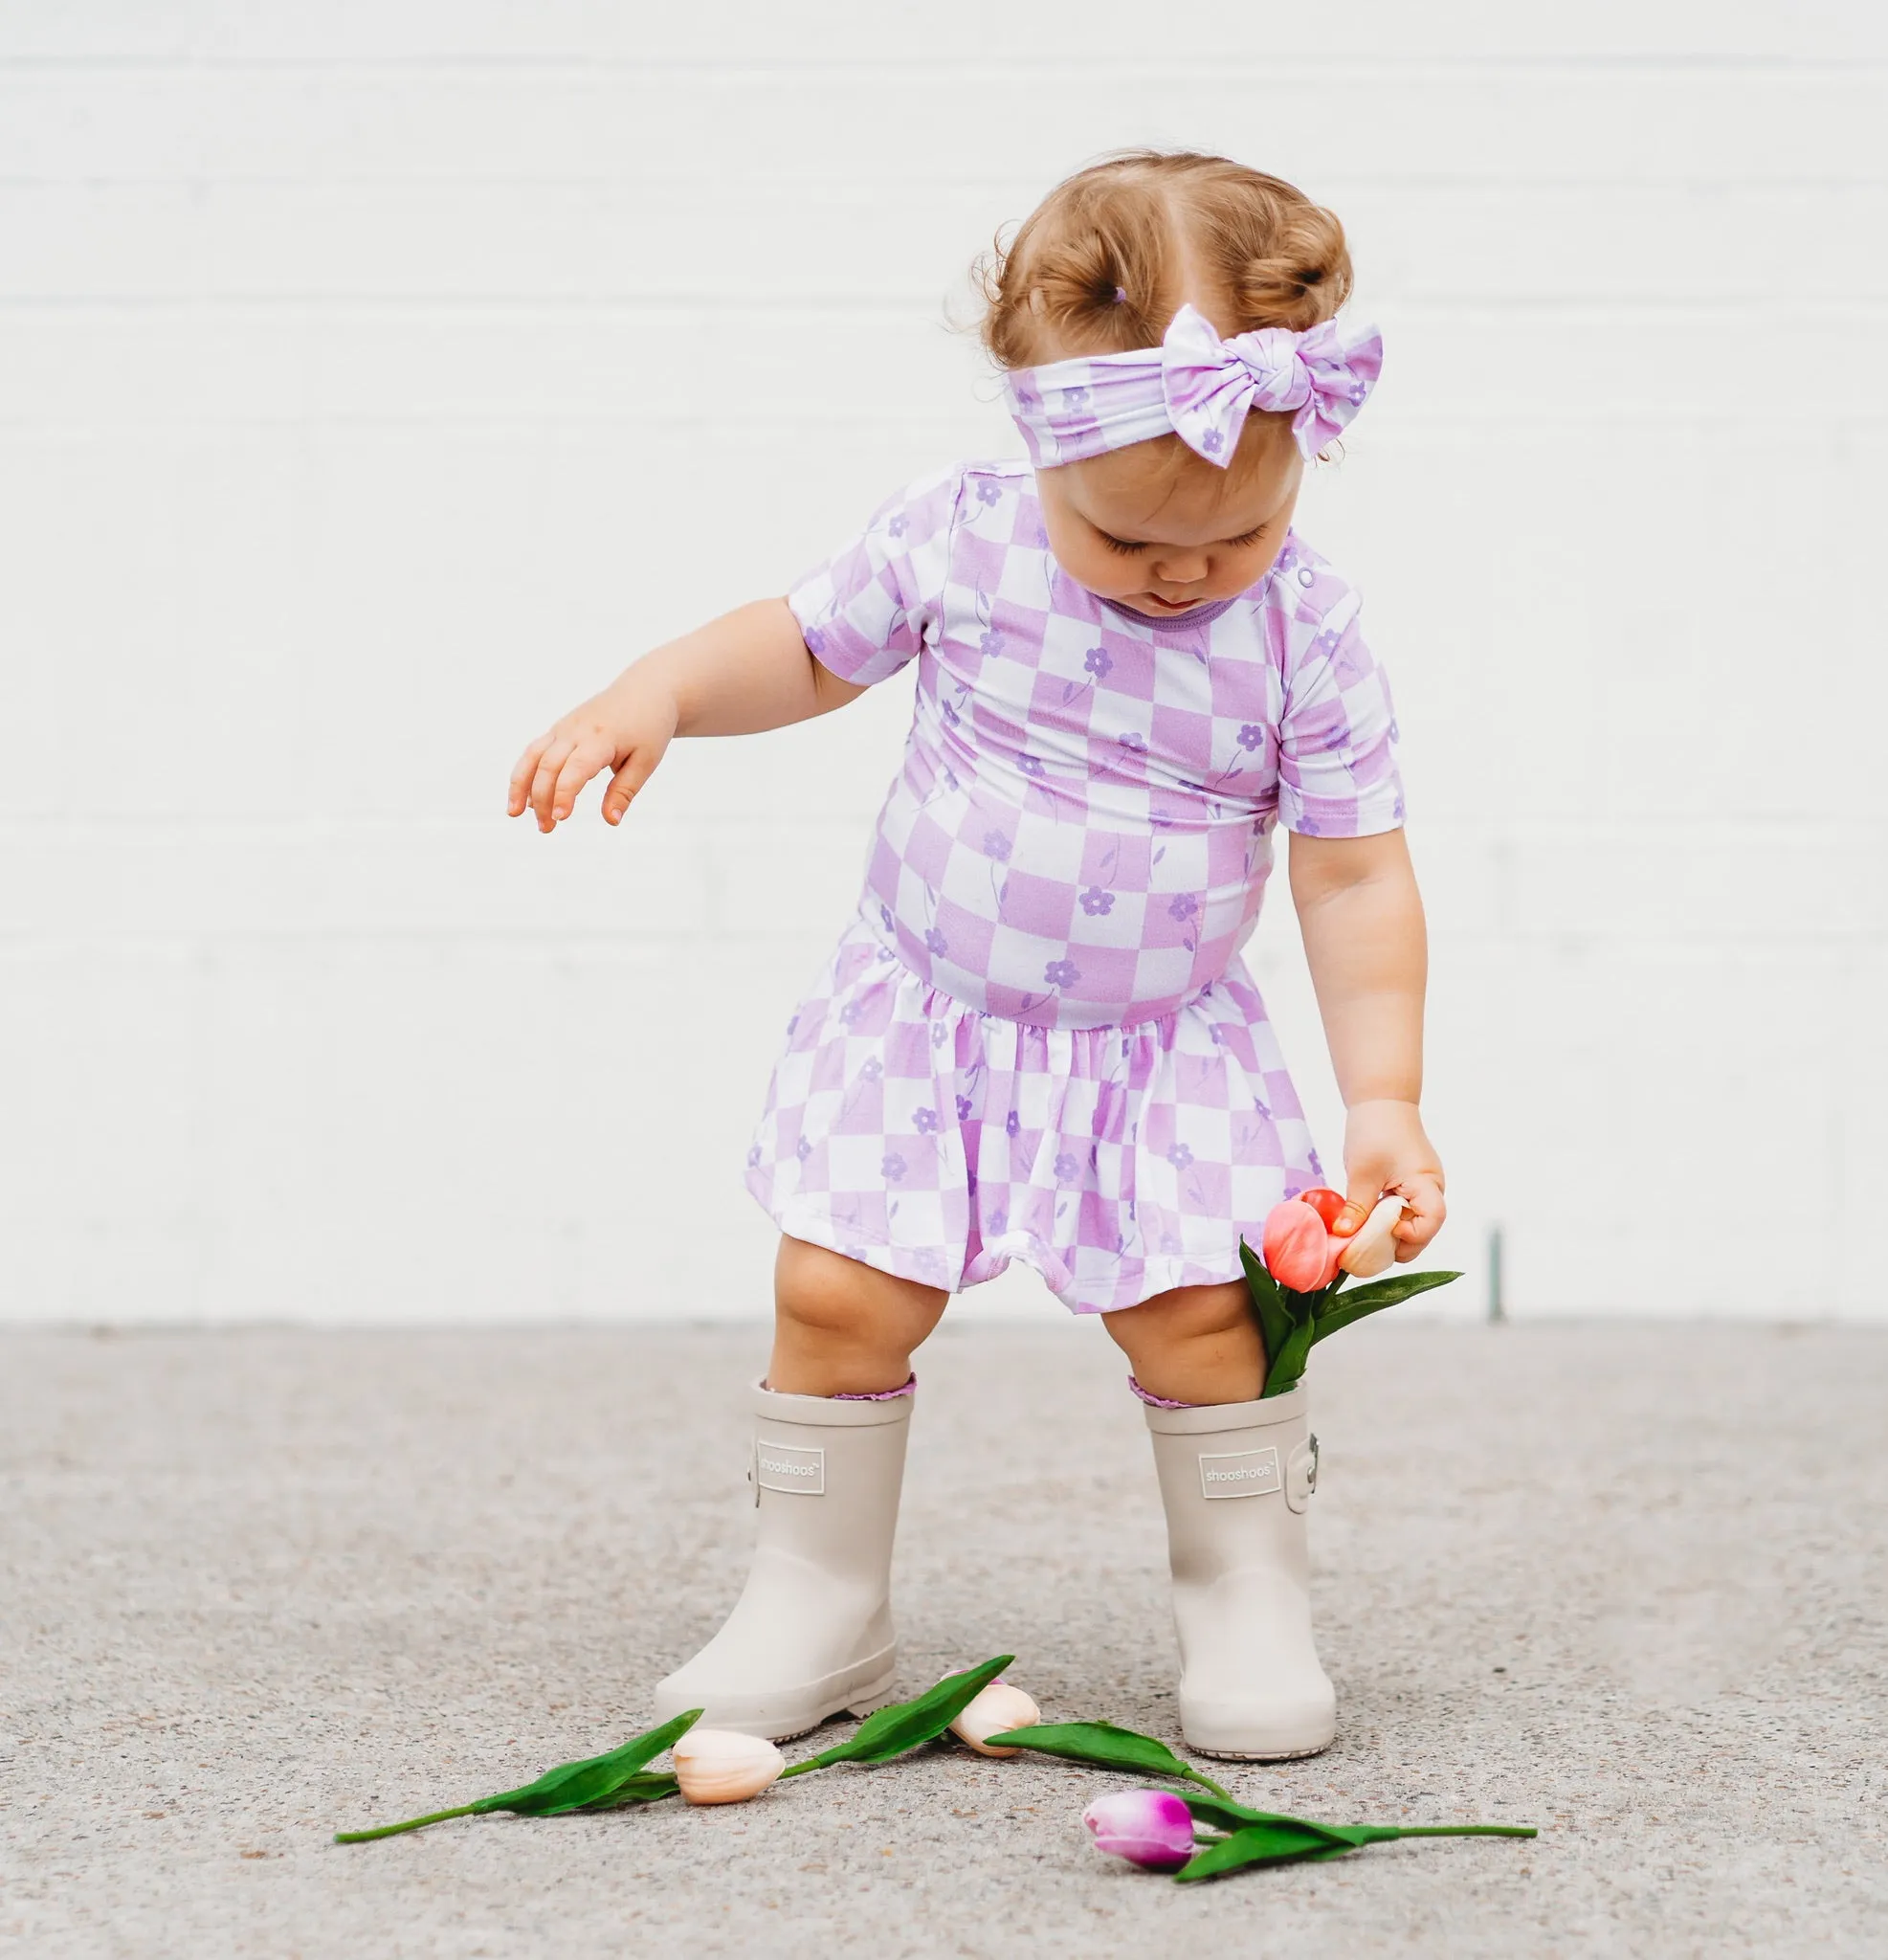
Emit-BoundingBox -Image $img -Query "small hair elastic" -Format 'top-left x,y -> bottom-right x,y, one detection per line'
1005,302 -> 1383,469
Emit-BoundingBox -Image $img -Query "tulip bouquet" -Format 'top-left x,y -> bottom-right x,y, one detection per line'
1245,1189 -> 1462,1398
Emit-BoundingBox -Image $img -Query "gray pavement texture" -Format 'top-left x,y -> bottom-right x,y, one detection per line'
2,1321 -> 1884,1959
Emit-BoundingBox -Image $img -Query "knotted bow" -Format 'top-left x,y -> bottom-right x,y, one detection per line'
1005,303 -> 1383,470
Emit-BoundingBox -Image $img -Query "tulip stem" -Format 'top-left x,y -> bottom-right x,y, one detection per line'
333,1803 -> 479,1843
1177,1770 -> 1234,1801
1394,1825 -> 1539,1839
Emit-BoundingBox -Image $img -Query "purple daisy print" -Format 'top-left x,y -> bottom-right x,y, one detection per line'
744,457 -> 1402,1313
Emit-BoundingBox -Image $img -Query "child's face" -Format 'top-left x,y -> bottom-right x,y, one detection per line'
1035,421 -> 1302,618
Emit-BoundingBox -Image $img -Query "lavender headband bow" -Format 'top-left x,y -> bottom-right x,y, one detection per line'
1005,302 -> 1383,470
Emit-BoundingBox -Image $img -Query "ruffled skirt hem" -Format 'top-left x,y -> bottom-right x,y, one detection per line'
744,914 -> 1324,1316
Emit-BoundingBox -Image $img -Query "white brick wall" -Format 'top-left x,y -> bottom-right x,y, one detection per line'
4,3 -> 1884,1324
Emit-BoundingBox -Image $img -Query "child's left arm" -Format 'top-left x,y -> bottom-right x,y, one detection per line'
1288,829 -> 1445,1260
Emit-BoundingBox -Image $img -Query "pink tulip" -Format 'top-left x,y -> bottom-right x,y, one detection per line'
1081,1789 -> 1197,1870
1261,1197 -> 1340,1291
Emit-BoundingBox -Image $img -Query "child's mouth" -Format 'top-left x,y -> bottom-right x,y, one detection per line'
1141,592 -> 1201,612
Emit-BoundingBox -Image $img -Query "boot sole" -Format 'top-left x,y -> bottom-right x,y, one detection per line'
1190,1738 -> 1333,1762
655,1651 -> 900,1745
762,1672 -> 900,1745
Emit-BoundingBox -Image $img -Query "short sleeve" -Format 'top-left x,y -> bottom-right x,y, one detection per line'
787,466 -> 964,686
1276,590 -> 1406,837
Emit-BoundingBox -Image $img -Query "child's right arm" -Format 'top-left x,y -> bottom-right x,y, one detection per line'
505,598 -> 864,832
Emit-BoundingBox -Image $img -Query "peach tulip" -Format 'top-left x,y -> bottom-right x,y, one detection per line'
949,1681 -> 1041,1757
672,1728 -> 785,1805
1337,1194 -> 1407,1278
1261,1197 -> 1340,1291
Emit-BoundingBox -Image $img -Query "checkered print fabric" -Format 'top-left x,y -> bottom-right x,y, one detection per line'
746,458 -> 1403,1314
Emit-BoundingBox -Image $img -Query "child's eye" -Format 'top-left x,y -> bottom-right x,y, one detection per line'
1225,525 -> 1267,548
1099,532 -> 1146,556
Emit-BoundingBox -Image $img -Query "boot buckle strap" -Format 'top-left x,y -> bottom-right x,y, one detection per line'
1286,1433 -> 1320,1514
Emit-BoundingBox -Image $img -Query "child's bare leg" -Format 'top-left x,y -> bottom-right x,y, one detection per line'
652,1236 -> 941,1738
769,1237 -> 948,1396
1101,1280 -> 1263,1405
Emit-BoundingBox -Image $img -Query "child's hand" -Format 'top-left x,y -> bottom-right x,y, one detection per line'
506,677 -> 678,833
1333,1098 -> 1446,1261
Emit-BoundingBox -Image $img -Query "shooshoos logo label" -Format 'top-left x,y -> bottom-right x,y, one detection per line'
755,1441 -> 826,1495
1197,1445 -> 1281,1500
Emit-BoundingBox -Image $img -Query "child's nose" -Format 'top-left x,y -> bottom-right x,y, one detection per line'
1152,549 -> 1210,585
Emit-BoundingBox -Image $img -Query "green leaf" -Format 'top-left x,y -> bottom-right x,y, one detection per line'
335,1710 -> 702,1840
1310,1268 -> 1463,1344
1176,1824 -> 1365,1881
1260,1311 -> 1319,1397
578,1771 -> 681,1811
792,1655 -> 1012,1771
1177,1815 -> 1536,1879
1238,1239 -> 1295,1364
1181,1793 -> 1353,1840
474,1707 -> 704,1817
977,1721 -> 1229,1796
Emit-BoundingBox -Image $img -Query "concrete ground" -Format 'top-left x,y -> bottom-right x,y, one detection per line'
2,1321 -> 1883,1958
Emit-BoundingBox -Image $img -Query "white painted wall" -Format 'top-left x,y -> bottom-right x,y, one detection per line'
3,3 -> 1883,1325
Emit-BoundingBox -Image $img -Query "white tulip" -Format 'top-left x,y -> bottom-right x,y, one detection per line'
671,1727 -> 785,1805
948,1682 -> 1041,1758
1337,1194 -> 1407,1278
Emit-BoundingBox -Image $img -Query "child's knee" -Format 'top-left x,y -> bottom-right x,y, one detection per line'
1105,1280 -> 1253,1357
774,1237 -> 942,1350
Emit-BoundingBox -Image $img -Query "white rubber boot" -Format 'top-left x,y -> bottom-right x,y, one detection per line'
652,1380 -> 912,1742
1144,1383 -> 1336,1760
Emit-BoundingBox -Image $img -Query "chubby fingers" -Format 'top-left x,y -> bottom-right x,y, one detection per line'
1333,1168 -> 1393,1238
507,735 -> 552,818
549,740 -> 609,826
1389,1174 -> 1447,1260
601,746 -> 658,825
525,737 -> 578,831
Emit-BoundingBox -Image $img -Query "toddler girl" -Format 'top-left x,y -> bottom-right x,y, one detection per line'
506,152 -> 1444,1761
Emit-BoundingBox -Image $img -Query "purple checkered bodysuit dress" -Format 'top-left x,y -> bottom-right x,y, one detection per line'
744,459 -> 1405,1314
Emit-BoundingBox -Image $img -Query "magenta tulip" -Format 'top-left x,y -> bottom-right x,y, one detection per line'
1081,1789 -> 1197,1870
1261,1197 -> 1339,1292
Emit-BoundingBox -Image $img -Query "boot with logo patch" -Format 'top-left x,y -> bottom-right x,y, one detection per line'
1143,1383 -> 1336,1760
651,1379 -> 912,1742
